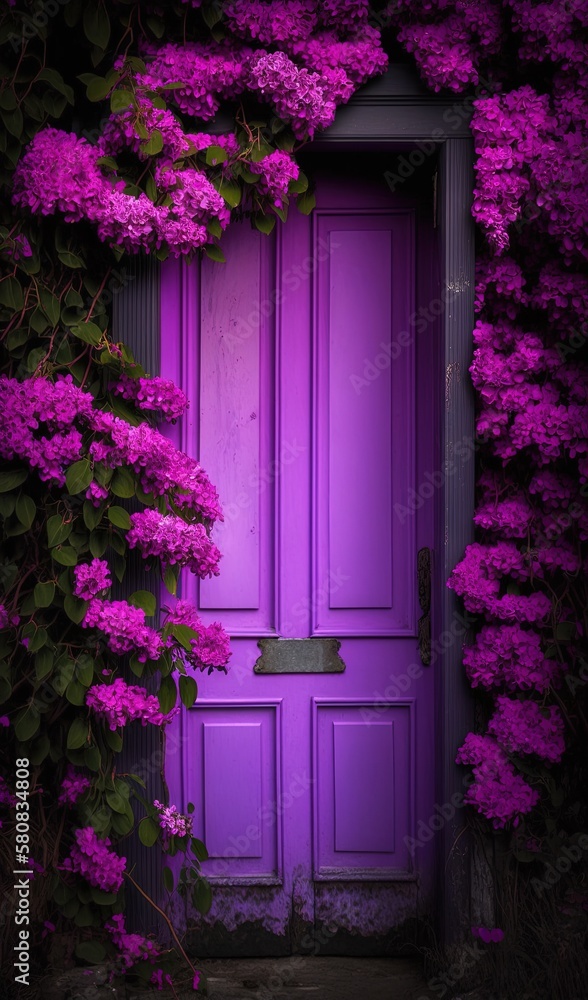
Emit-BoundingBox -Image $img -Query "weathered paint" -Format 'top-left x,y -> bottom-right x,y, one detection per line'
162,158 -> 439,954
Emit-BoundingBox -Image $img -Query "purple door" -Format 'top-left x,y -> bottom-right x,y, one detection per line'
162,157 -> 438,955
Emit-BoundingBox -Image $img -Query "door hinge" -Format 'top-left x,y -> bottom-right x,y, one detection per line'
417,546 -> 431,666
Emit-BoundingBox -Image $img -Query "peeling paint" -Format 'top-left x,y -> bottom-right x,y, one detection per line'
189,884 -> 291,936
445,360 -> 461,407
445,272 -> 470,294
314,881 -> 419,938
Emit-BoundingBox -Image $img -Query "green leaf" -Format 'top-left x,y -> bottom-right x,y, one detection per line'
111,467 -> 135,498
89,532 -> 108,559
52,658 -> 75,696
66,460 -> 93,495
0,276 -> 24,311
67,718 -> 88,750
47,515 -> 72,548
108,506 -> 131,530
74,905 -> 97,927
0,469 -> 27,492
15,494 -> 35,529
83,502 -> 103,531
35,647 -> 54,681
104,729 -> 123,752
58,251 -> 84,269
146,15 -> 165,38
254,213 -> 276,235
158,674 -> 177,714
14,707 -> 40,742
64,595 -> 88,624
65,680 -> 90,708
141,130 -> 164,156
2,106 -> 23,139
90,888 -> 118,906
163,564 -> 177,596
34,582 -> 55,609
179,675 -> 197,709
27,628 -> 48,653
207,218 -> 222,238
29,734 -> 51,765
139,817 -> 159,847
162,866 -> 174,892
204,244 -> 226,263
217,179 -> 241,208
170,624 -> 198,651
202,2 -> 223,28
71,321 -> 102,346
297,190 -> 316,215
193,877 -> 213,915
28,306 -> 49,335
83,2 -> 111,50
205,144 -> 228,165
75,941 -> 107,964
110,89 -> 134,113
106,790 -> 127,814
40,289 -> 61,326
52,546 -> 78,567
555,621 -> 575,641
83,744 -> 101,769
37,69 -> 75,105
289,172 -> 309,194
191,837 -> 208,862
128,591 -> 157,617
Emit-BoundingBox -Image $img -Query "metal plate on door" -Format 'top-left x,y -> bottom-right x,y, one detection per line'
253,638 -> 346,674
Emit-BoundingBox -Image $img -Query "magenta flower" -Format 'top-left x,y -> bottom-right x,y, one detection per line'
73,559 -> 112,601
61,827 -> 126,892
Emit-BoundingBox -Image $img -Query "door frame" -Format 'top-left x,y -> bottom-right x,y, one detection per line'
314,65 -> 477,949
118,64 -> 477,949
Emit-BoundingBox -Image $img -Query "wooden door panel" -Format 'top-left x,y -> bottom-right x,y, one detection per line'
313,212 -> 415,635
198,226 -> 276,635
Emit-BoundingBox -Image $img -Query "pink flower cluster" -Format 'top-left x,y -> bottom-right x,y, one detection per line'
456,734 -> 539,829
463,625 -> 564,692
58,767 -> 91,806
250,151 -> 299,209
0,374 -> 90,486
89,408 -> 222,522
83,600 -> 163,663
86,678 -> 179,730
61,826 -> 126,892
153,799 -> 193,837
487,696 -> 566,763
112,375 -> 189,421
126,509 -> 221,578
165,599 -> 231,673
105,914 -> 160,970
0,375 -> 221,521
73,559 -> 112,601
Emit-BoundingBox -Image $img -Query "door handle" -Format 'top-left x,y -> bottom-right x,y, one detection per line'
417,547 -> 431,666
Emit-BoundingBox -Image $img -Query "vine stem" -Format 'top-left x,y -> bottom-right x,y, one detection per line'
123,870 -> 199,982
86,268 -> 112,324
